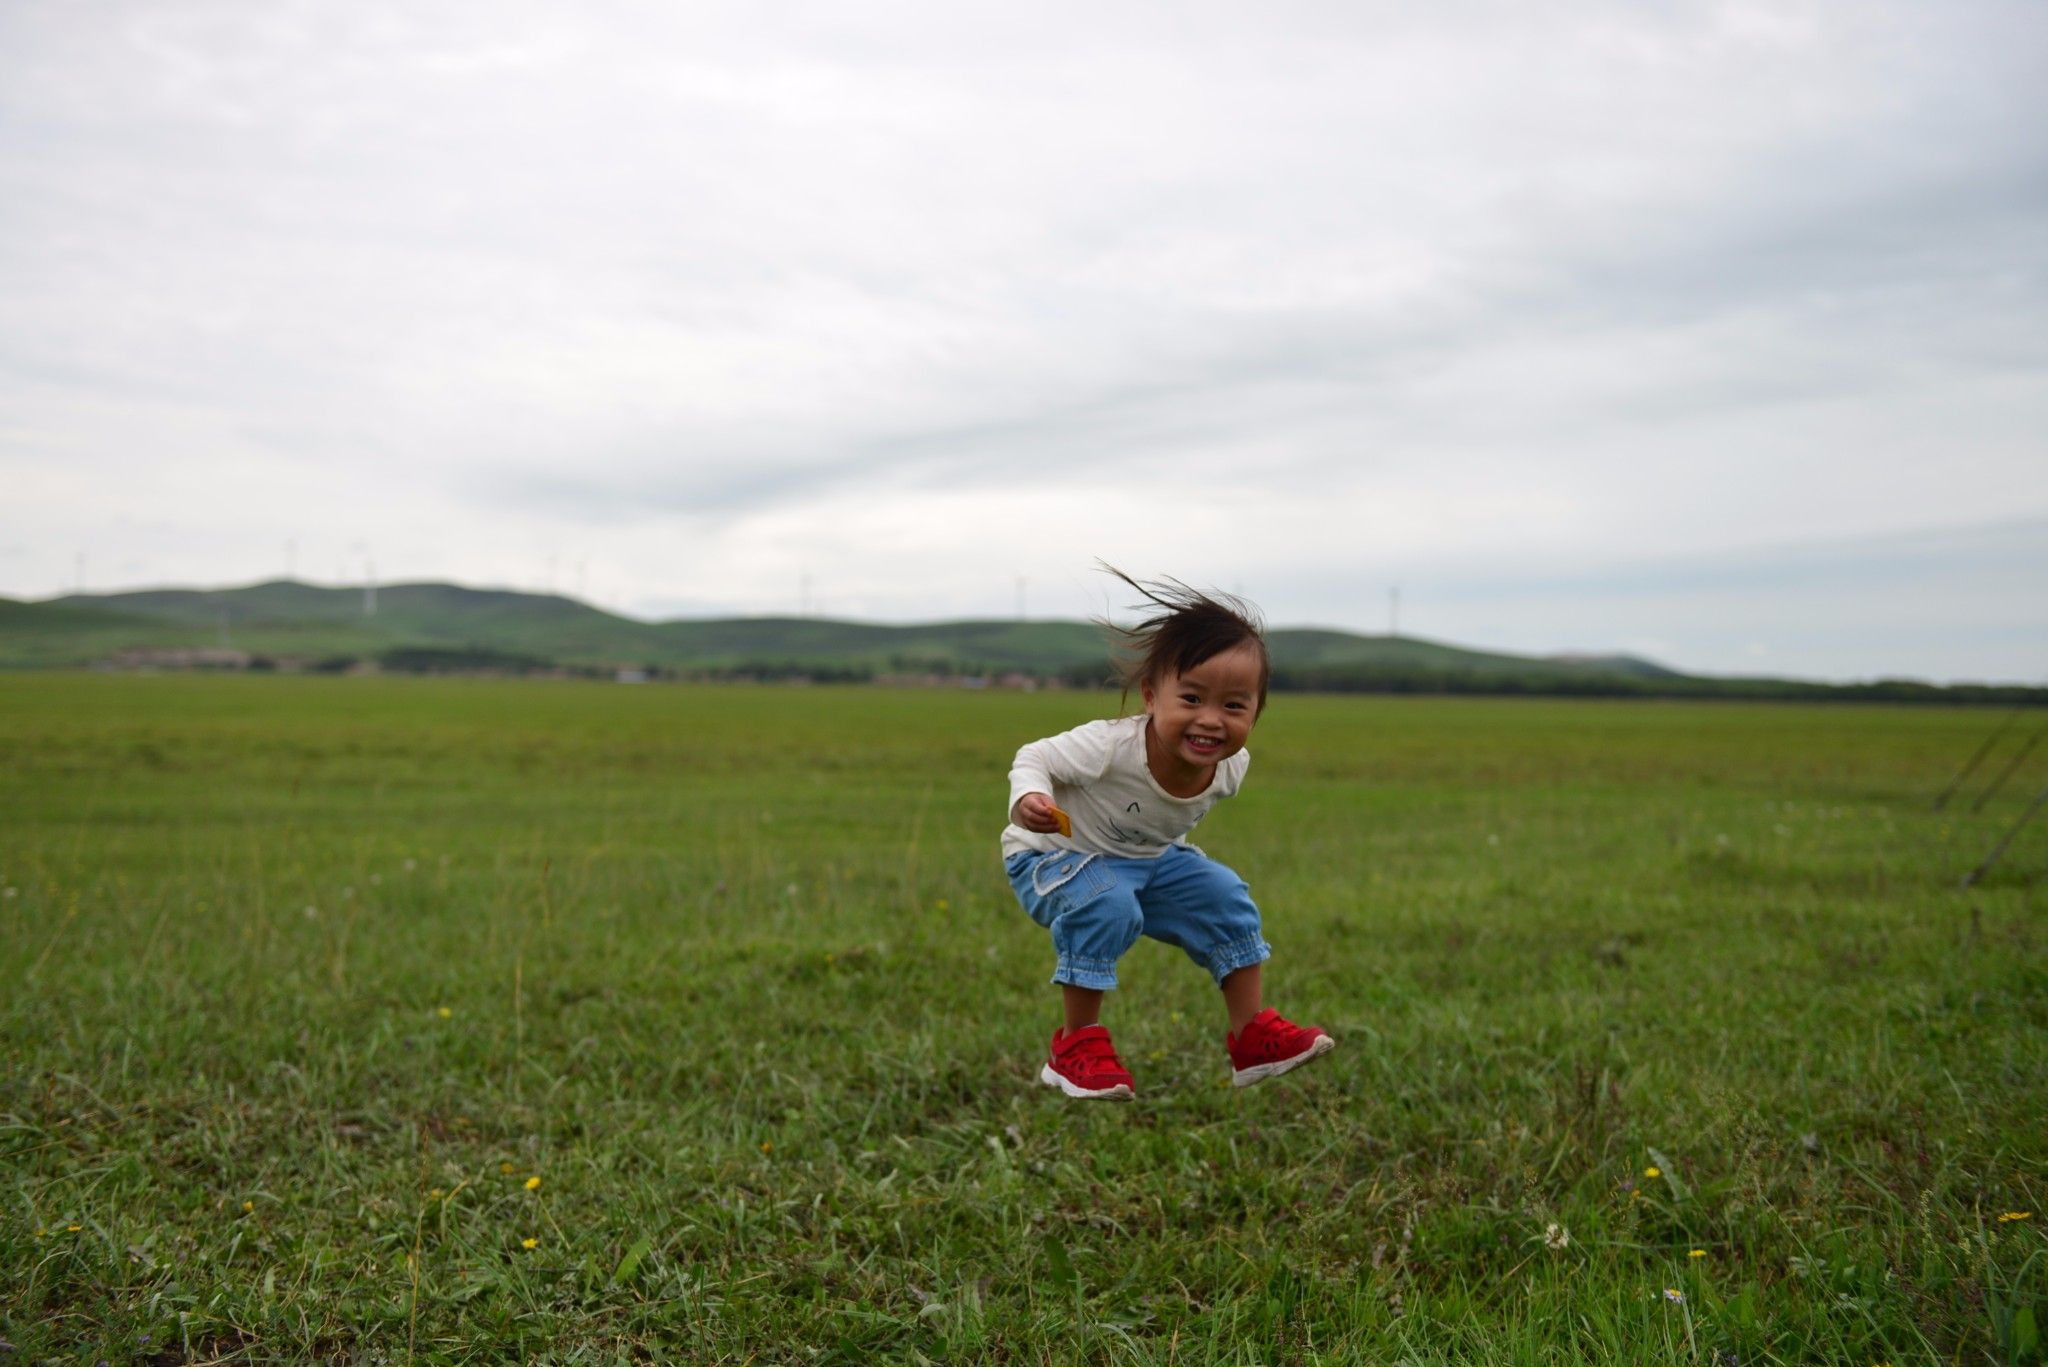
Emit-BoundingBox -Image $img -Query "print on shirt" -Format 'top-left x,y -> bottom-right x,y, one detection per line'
1103,816 -> 1148,845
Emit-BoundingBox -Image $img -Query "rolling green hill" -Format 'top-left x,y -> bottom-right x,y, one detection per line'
2,580 -> 2038,703
4,580 -> 1664,678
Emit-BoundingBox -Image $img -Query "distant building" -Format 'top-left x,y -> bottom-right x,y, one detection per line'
107,647 -> 253,671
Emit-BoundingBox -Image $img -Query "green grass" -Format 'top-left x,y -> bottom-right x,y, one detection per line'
1,676 -> 2042,1364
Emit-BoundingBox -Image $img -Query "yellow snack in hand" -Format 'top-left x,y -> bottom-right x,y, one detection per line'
1048,805 -> 1072,838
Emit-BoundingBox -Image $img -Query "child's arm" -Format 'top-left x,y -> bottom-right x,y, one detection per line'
1007,721 -> 1115,835
1011,792 -> 1065,833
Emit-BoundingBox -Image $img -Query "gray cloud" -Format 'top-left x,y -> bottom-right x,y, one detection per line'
1,0 -> 2044,679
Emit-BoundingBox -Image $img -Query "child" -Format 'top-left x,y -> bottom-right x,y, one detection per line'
1002,570 -> 1335,1099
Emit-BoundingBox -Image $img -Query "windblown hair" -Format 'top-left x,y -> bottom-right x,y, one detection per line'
1099,564 -> 1270,715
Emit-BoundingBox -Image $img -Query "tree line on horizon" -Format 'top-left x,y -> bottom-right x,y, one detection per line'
215,647 -> 2045,706
5,580 -> 2040,705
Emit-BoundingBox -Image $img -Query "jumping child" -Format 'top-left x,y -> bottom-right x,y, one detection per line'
1002,569 -> 1335,1099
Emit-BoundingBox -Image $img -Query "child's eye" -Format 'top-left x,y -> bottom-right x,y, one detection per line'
1180,693 -> 1200,704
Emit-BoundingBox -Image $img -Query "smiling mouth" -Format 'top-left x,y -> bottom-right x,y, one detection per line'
1184,735 -> 1223,753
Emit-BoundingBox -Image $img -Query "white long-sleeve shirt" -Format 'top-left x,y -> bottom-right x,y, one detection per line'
1002,716 -> 1251,860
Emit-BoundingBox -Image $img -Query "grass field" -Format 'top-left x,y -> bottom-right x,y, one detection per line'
2,675 -> 2042,1364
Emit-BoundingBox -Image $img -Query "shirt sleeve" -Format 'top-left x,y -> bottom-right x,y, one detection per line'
1007,720 -> 1117,816
1214,746 -> 1251,798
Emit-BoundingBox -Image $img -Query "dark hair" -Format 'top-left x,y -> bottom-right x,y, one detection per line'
1099,564 -> 1270,714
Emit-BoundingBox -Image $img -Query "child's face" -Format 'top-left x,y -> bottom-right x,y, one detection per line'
1140,643 -> 1263,777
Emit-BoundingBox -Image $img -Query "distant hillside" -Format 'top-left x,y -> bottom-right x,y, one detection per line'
3,580 -> 2041,704
1258,628 -> 1680,680
5,580 -> 1665,678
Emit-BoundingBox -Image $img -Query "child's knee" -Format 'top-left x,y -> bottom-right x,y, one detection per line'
1176,862 -> 1263,938
1049,884 -> 1142,990
1063,884 -> 1143,941
1143,853 -> 1266,976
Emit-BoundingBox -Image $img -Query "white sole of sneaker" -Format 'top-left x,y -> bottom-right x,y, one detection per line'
1231,1033 -> 1336,1088
1040,1063 -> 1134,1100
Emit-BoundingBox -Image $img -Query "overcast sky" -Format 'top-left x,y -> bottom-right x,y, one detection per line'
2,1 -> 2043,682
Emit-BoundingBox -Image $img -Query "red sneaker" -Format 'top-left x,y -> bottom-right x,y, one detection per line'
1227,1008 -> 1335,1087
1041,1024 -> 1135,1099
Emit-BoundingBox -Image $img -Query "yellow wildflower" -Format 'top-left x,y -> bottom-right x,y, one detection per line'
436,1006 -> 452,1019
525,1176 -> 541,1191
760,1140 -> 774,1155
429,1188 -> 445,1200
1688,1249 -> 1706,1259
500,1162 -> 516,1174
1644,1166 -> 1661,1179
242,1200 -> 254,1213
67,1224 -> 81,1232
521,1237 -> 538,1250
1998,1211 -> 2032,1223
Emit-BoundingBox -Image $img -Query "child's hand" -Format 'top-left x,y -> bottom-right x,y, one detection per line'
1012,792 -> 1064,834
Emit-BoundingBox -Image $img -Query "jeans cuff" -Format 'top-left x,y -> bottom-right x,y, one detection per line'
1201,934 -> 1271,985
1051,953 -> 1121,991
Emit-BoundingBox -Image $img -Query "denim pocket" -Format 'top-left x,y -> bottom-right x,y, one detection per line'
1040,853 -> 1117,922
1009,850 -> 1111,929
1029,850 -> 1099,899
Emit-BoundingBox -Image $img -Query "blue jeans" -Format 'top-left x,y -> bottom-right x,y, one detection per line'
1004,845 -> 1272,991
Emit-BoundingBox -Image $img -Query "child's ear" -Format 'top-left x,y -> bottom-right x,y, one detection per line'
1139,675 -> 1156,709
